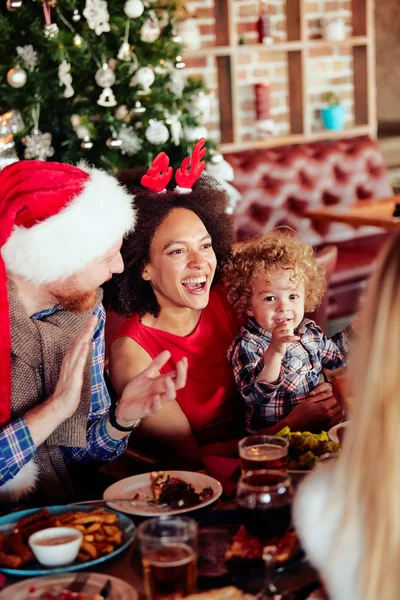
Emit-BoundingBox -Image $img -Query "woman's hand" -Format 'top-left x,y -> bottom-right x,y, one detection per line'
115,351 -> 188,426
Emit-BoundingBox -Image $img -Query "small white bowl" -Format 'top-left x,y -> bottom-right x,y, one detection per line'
28,526 -> 83,567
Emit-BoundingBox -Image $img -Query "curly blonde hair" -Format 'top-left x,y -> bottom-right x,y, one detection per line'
223,229 -> 326,319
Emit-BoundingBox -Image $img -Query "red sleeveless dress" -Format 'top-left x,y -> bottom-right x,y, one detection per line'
113,285 -> 243,444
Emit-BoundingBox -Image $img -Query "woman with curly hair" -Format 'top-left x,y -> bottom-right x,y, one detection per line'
224,229 -> 354,433
106,143 -> 244,464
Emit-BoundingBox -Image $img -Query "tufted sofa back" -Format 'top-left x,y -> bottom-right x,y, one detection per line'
225,136 -> 392,246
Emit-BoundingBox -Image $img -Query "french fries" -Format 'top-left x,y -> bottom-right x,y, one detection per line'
0,507 -> 123,568
52,508 -> 123,563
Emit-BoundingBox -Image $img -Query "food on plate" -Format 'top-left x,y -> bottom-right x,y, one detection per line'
0,508 -> 123,568
276,427 -> 340,470
225,527 -> 300,566
183,586 -> 254,600
26,589 -> 103,599
150,472 -> 214,509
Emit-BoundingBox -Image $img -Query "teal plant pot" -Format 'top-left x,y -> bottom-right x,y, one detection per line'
321,105 -> 345,130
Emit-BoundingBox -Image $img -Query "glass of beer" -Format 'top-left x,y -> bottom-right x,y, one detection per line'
239,434 -> 289,472
137,515 -> 198,600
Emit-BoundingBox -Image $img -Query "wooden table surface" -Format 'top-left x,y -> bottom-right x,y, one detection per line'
305,196 -> 400,231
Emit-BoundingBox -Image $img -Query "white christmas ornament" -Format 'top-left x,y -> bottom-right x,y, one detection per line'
166,112 -> 182,146
124,0 -> 144,19
130,66 -> 155,93
140,17 -> 161,42
43,24 -> 59,38
188,92 -> 211,124
58,60 -> 74,98
177,18 -> 201,50
95,64 -> 116,88
184,125 -> 208,142
83,0 -> 110,35
145,120 -> 169,145
76,125 -> 90,139
97,88 -> 117,107
7,65 -> 27,88
22,129 -> 54,161
119,124 -> 142,155
117,41 -> 131,61
168,70 -> 185,96
16,45 -> 38,72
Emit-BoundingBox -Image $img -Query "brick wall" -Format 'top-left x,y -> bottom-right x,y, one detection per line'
183,0 -> 355,144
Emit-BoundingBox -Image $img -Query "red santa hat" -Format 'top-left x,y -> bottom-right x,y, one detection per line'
0,160 -> 135,426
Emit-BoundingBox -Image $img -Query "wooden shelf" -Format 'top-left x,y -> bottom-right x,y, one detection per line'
219,126 -> 373,153
184,0 -> 375,153
183,37 -> 369,59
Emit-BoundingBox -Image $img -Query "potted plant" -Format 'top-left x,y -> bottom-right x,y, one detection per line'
321,91 -> 345,131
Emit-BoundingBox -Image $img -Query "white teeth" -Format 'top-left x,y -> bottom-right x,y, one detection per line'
181,276 -> 206,285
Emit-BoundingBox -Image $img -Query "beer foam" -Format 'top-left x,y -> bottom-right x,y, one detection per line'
241,443 -> 286,461
146,543 -> 195,568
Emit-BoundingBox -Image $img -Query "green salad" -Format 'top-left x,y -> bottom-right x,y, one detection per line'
276,427 -> 340,470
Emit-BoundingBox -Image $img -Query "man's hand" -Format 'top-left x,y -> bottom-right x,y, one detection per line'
286,383 -> 343,432
51,315 -> 98,420
115,351 -> 188,427
268,322 -> 300,357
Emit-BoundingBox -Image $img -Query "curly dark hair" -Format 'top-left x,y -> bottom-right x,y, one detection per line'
105,171 -> 234,318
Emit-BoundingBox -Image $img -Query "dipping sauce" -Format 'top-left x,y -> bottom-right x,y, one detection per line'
34,535 -> 79,546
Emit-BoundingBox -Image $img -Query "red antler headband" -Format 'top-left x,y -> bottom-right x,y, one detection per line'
175,138 -> 206,193
141,152 -> 173,193
141,138 -> 206,194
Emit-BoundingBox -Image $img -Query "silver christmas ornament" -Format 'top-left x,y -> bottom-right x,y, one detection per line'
22,129 -> 54,161
72,9 -> 81,22
130,66 -> 154,93
175,55 -> 185,69
7,66 -> 27,88
95,64 -> 116,88
124,0 -> 144,19
81,136 -> 93,150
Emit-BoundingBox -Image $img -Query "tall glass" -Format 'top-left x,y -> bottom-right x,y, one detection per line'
236,470 -> 293,598
239,435 -> 289,472
137,516 -> 198,600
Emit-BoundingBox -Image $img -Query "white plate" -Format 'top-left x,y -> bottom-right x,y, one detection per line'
328,421 -> 350,443
0,572 -> 137,600
103,470 -> 223,516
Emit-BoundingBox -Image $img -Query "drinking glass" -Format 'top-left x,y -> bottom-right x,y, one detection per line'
239,434 -> 289,472
137,515 -> 198,600
236,470 -> 293,599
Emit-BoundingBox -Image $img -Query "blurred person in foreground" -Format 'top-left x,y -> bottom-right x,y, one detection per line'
293,232 -> 400,600
0,160 -> 187,507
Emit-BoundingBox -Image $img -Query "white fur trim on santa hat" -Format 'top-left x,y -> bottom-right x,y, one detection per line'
2,167 -> 135,284
0,460 -> 38,502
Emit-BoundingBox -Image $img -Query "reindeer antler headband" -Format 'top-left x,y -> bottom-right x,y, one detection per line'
140,138 -> 206,194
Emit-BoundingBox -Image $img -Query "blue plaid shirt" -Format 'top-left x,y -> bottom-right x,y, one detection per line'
0,303 -> 128,486
228,317 -> 354,432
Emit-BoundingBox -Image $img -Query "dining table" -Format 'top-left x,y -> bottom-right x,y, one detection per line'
0,495 -> 321,600
304,195 -> 400,231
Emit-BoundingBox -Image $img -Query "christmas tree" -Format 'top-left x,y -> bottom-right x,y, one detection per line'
0,0 -> 214,172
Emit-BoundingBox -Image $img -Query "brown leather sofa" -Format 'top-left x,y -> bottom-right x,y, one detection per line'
224,136 -> 392,320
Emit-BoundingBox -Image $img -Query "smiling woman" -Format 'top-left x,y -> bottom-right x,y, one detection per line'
105,150 -> 244,465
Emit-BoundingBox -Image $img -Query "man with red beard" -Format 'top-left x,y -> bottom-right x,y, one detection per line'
0,160 -> 187,506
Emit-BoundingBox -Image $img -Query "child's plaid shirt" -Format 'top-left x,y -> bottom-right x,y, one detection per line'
228,317 -> 354,432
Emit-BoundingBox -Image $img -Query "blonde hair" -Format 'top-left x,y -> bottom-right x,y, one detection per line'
334,233 -> 400,599
223,229 -> 326,319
